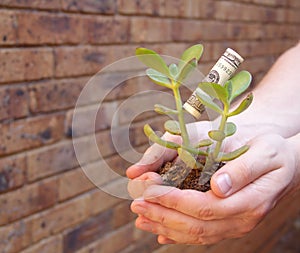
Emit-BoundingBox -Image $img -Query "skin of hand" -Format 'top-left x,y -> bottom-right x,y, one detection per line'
127,43 -> 300,244
128,133 -> 300,244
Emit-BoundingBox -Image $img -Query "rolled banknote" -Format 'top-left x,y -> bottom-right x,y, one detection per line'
183,48 -> 244,118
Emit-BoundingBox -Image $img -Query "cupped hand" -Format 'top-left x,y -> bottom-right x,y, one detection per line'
130,134 -> 299,244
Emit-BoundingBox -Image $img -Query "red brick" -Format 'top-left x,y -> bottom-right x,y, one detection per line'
72,135 -> 101,165
85,16 -> 129,44
0,85 -> 28,122
62,0 -> 116,14
63,208 -> 112,253
54,46 -> 109,78
286,9 -> 300,23
17,12 -> 84,45
0,0 -> 60,10
160,0 -> 189,17
112,201 -> 136,228
30,195 -> 90,243
57,156 -> 129,202
252,0 -> 288,7
87,188 -> 123,216
67,102 -> 117,138
0,177 -> 57,225
0,114 -> 64,156
29,78 -> 87,113
72,130 -> 118,167
20,236 -> 63,253
0,11 -> 17,45
63,200 -> 134,253
0,219 -> 32,253
58,168 -> 95,201
130,17 -> 172,43
171,20 -> 228,42
118,0 -> 161,15
27,141 -> 78,182
288,0 -> 300,8
76,223 -> 135,253
0,154 -> 26,193
0,48 -> 53,83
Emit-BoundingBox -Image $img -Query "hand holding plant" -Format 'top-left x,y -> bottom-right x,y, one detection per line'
135,44 -> 253,191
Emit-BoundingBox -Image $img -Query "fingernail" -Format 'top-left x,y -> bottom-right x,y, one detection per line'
216,173 -> 232,195
132,203 -> 147,215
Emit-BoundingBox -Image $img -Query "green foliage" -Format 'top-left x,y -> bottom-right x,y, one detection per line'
136,44 -> 253,173
164,120 -> 181,135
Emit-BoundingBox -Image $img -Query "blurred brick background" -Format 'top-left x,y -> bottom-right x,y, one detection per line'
0,0 -> 299,253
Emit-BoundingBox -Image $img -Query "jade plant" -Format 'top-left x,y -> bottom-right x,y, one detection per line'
136,44 -> 253,191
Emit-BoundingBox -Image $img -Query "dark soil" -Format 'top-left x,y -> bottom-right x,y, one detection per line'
158,156 -> 224,192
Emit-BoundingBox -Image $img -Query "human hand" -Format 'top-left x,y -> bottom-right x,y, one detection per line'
129,134 -> 300,244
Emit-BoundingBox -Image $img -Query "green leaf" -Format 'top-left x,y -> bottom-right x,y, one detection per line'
198,82 -> 229,106
178,44 -> 204,70
208,130 -> 225,141
164,120 -> 181,135
194,139 -> 213,148
146,68 -> 172,88
178,148 -> 198,169
218,145 -> 249,161
224,81 -> 232,102
143,124 -> 180,149
136,47 -> 170,77
176,58 -> 197,84
183,146 -> 208,156
169,63 -> 178,78
154,104 -> 178,115
229,70 -> 252,101
195,89 -> 223,114
224,122 -> 236,136
228,93 -> 253,117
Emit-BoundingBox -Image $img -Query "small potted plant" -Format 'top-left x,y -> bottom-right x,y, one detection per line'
135,44 -> 253,192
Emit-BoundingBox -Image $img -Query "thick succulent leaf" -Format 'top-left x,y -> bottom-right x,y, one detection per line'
164,120 -> 181,135
177,58 -> 197,84
208,130 -> 225,142
154,104 -> 178,115
228,93 -> 253,117
225,122 -> 237,136
195,90 -> 223,114
178,148 -> 198,169
146,68 -> 172,88
229,71 -> 252,101
178,44 -> 204,70
169,63 -> 178,78
198,82 -> 229,106
224,81 -> 232,102
184,146 -> 208,156
136,47 -> 170,77
218,145 -> 249,161
194,139 -> 213,148
144,124 -> 180,150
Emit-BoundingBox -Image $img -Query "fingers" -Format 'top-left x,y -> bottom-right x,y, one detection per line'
141,185 -> 247,220
211,135 -> 286,197
127,172 -> 163,199
132,203 -> 247,244
126,133 -> 181,179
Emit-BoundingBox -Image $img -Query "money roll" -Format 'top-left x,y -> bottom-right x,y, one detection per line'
183,48 -> 244,119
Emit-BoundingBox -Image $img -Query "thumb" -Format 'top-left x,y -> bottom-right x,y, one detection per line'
210,135 -> 282,197
126,135 -> 179,179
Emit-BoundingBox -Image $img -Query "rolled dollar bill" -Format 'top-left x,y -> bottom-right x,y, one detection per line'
183,48 -> 244,119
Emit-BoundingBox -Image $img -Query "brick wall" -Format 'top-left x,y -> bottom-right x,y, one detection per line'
0,0 -> 299,253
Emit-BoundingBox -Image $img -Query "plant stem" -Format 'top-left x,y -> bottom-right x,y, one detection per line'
172,84 -> 190,147
212,104 -> 229,160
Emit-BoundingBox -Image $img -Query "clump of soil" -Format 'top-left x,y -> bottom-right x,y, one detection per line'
158,156 -> 224,192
